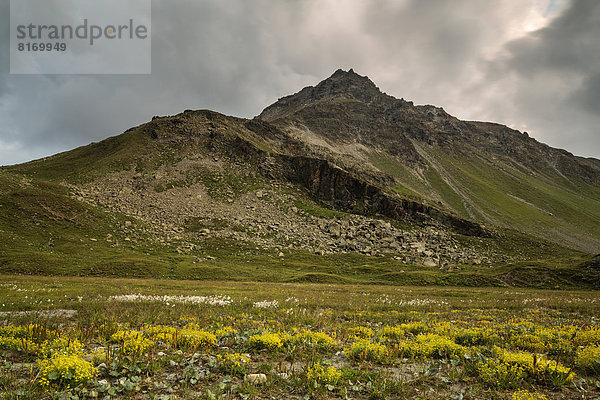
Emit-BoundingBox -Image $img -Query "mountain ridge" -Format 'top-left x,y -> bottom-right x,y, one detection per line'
259,69 -> 600,182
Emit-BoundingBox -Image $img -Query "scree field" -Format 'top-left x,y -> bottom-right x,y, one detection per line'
1,275 -> 599,400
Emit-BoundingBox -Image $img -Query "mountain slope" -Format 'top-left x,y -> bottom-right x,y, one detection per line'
0,69 -> 598,288
257,69 -> 600,252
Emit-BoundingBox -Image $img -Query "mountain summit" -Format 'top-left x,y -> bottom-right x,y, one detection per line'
1,69 -> 599,287
260,69 -> 385,120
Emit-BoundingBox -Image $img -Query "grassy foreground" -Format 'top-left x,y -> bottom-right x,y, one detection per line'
1,275 -> 599,399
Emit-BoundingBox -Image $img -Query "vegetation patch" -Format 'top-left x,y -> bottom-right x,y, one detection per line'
0,276 -> 599,399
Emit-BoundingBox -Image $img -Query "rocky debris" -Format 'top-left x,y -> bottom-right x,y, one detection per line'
70,164 -> 503,266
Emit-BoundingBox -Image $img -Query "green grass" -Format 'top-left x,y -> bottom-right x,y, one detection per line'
423,163 -> 471,217
2,274 -> 599,315
372,144 -> 600,253
292,198 -> 347,219
0,167 -> 595,289
366,150 -> 426,200
6,128 -> 150,183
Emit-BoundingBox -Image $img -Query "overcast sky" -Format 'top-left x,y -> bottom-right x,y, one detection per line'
1,0 -> 599,166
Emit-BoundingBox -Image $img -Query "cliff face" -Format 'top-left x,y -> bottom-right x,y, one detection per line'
168,113 -> 490,237
260,154 -> 487,237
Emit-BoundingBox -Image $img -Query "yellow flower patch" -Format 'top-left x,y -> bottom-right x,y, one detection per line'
452,327 -> 496,346
348,326 -> 374,339
512,389 -> 548,400
376,326 -> 405,343
142,325 -> 216,350
215,326 -> 237,338
399,322 -> 429,336
477,346 -> 574,388
575,328 -> 600,347
306,363 -> 342,386
403,334 -> 467,359
575,345 -> 600,373
111,330 -> 154,356
292,330 -> 336,350
248,332 -> 283,350
217,352 -> 251,375
347,339 -> 388,363
38,353 -> 96,389
178,328 -> 217,349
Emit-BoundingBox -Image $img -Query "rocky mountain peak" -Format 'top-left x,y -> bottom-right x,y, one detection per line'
319,68 -> 379,93
258,69 -> 385,121
306,68 -> 383,103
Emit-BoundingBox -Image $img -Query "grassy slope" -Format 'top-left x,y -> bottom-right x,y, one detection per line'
0,169 -> 172,277
367,146 -> 600,253
431,147 -> 600,251
0,112 -> 597,288
7,128 -> 149,184
0,167 -> 595,289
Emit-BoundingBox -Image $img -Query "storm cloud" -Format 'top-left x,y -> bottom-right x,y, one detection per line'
1,0 -> 598,165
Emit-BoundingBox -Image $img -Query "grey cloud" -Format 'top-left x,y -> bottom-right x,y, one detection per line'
577,73 -> 600,116
0,0 -> 9,97
0,0 -> 599,165
506,0 -> 600,76
479,0 -> 600,156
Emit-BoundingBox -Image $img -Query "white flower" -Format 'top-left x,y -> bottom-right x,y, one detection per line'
253,300 -> 279,308
396,299 -> 448,306
108,294 -> 233,306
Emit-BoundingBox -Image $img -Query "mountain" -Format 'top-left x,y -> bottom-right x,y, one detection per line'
259,69 -> 600,252
1,69 -> 598,288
